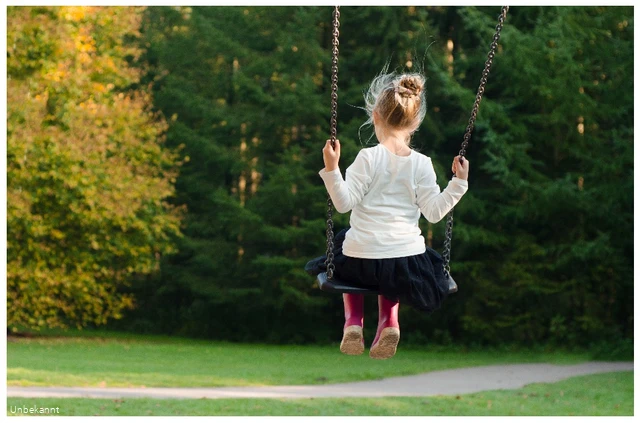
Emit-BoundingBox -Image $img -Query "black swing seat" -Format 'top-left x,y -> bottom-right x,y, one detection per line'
316,272 -> 380,295
314,271 -> 459,295
304,251 -> 458,295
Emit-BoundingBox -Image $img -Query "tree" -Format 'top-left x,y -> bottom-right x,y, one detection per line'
419,6 -> 633,345
7,6 -> 183,331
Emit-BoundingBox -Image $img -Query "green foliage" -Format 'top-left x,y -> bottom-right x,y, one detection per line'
440,6 -> 633,346
111,6 -> 339,343
114,6 -> 633,347
11,6 -> 630,347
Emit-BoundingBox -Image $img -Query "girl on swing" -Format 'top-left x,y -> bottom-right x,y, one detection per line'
314,71 -> 469,359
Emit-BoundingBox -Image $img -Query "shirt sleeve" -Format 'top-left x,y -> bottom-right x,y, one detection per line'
416,157 -> 468,223
318,149 -> 373,214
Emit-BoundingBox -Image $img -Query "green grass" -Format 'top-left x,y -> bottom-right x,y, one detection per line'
8,329 -> 597,388
7,372 -> 632,416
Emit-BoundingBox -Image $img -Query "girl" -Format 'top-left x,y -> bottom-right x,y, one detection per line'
312,71 -> 469,359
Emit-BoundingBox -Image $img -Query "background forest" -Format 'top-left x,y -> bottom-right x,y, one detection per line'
7,6 -> 634,350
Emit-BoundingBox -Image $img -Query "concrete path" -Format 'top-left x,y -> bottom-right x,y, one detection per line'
8,362 -> 633,400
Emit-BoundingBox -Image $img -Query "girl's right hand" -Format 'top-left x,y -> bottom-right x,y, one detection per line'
452,155 -> 469,180
323,139 -> 340,172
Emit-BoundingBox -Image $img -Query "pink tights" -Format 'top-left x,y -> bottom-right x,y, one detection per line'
342,293 -> 399,345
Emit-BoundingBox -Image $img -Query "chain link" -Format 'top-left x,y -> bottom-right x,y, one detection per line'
442,6 -> 508,277
325,6 -> 340,280
442,209 -> 454,276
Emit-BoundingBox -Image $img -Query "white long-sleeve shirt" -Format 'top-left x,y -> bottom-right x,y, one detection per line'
319,144 -> 468,259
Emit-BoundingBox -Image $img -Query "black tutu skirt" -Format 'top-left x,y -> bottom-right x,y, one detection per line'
306,228 -> 450,314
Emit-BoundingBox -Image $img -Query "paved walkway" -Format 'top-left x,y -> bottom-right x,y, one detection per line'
8,362 -> 633,400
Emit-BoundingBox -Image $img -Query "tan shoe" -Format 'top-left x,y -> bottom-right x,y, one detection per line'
369,327 -> 400,359
340,325 -> 364,355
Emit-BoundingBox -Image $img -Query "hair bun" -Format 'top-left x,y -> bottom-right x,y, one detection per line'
396,76 -> 423,98
363,70 -> 426,132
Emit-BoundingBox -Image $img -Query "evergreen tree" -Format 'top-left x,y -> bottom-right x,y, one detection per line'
115,6 -> 633,347
419,6 -> 633,345
119,6 -> 338,341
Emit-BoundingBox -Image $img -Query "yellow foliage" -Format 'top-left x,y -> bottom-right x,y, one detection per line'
7,6 -> 184,332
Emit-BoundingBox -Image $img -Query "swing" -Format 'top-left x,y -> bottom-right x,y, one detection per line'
310,6 -> 509,295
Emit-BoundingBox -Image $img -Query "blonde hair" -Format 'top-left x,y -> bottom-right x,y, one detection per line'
361,69 -> 427,142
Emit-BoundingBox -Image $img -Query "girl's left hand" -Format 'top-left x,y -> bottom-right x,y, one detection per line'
323,139 -> 340,171
452,155 -> 469,180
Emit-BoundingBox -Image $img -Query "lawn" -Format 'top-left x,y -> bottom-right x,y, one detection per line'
6,372 -> 632,416
8,329 -> 596,388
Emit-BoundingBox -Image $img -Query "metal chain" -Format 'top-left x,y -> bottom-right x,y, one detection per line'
442,6 -> 509,277
325,6 -> 340,279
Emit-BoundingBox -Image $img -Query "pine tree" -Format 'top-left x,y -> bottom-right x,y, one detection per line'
419,6 -> 633,345
120,6 -> 339,342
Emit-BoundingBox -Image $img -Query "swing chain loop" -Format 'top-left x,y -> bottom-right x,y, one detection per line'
325,5 -> 340,280
442,210 -> 454,276
443,6 -> 508,276
329,6 -> 340,145
326,197 -> 336,279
